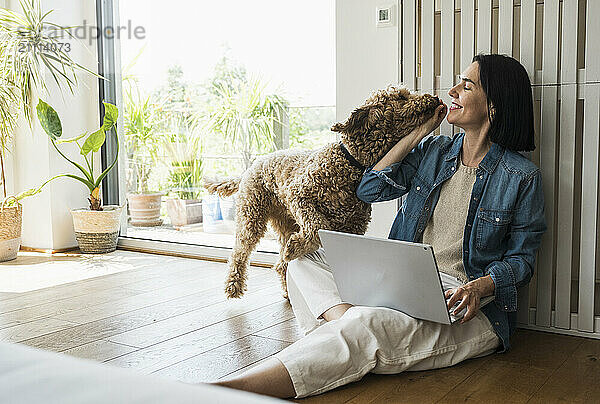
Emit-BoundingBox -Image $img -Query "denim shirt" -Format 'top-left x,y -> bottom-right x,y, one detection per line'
356,133 -> 546,352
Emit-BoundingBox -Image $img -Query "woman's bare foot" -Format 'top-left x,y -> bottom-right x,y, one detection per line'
321,303 -> 353,322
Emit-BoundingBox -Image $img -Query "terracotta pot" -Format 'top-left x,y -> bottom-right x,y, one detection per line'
127,193 -> 163,227
166,198 -> 202,227
71,205 -> 124,254
0,197 -> 22,262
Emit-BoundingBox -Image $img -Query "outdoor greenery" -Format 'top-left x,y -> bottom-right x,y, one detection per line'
202,77 -> 287,170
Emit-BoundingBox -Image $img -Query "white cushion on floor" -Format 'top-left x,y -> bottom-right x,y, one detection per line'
0,342 -> 281,404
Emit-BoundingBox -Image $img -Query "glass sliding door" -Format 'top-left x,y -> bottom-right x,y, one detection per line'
99,0 -> 335,258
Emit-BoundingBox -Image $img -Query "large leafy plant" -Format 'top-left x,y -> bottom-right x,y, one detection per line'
35,100 -> 119,210
0,0 -> 100,200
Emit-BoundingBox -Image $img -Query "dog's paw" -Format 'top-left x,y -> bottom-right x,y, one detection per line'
283,234 -> 306,262
224,280 -> 246,299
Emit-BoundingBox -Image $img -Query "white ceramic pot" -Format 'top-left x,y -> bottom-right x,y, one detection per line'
71,205 -> 124,254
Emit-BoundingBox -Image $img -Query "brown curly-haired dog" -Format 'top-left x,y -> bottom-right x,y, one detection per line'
205,87 -> 442,299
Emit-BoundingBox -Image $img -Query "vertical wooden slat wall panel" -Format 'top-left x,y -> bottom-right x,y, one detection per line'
498,0 -> 514,55
555,0 -> 579,330
536,0 -> 560,328
421,0 -> 436,92
440,0 -> 455,136
402,0 -> 417,90
578,0 -> 600,333
519,0 -> 536,83
516,0 -> 537,325
460,0 -> 476,72
476,0 -> 493,53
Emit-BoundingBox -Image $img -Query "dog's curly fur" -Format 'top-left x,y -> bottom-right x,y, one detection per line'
205,86 -> 442,299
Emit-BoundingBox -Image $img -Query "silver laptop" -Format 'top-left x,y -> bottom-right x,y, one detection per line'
318,230 -> 493,324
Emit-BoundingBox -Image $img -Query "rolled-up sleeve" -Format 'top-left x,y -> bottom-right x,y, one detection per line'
485,171 -> 547,312
356,136 -> 437,203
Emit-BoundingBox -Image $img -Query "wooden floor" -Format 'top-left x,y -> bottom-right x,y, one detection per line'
1,250 -> 599,403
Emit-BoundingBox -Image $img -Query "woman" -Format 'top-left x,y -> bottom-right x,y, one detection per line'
214,54 -> 546,398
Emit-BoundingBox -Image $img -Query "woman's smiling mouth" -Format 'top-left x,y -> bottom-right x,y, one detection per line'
449,102 -> 463,111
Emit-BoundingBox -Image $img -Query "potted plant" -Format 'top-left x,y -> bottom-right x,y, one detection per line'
163,130 -> 204,228
36,99 -> 123,254
0,179 -> 56,261
0,0 -> 100,258
123,88 -> 164,227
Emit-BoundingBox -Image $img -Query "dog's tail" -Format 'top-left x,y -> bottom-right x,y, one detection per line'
203,178 -> 241,197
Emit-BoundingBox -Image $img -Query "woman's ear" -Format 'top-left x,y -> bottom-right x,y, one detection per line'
331,106 -> 371,136
489,103 -> 496,121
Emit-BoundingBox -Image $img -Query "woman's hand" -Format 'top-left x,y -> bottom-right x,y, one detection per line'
372,103 -> 448,171
445,275 -> 495,324
413,103 -> 448,141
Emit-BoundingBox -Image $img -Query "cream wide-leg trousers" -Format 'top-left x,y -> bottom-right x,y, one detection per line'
274,249 -> 501,398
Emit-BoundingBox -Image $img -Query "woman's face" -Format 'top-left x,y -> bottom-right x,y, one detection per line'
447,62 -> 490,132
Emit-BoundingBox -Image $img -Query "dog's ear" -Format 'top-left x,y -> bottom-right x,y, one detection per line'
331,106 -> 371,135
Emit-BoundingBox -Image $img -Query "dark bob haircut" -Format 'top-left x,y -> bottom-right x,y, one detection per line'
472,54 -> 535,152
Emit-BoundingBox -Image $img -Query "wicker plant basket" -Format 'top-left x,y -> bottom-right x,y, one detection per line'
0,197 -> 22,262
71,205 -> 124,254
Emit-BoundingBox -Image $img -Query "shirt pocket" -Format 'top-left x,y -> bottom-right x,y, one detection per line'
476,209 -> 514,251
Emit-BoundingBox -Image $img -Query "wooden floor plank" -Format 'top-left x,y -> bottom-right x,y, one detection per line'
106,300 -> 295,374
152,335 -> 291,383
50,270 -> 233,324
493,329 -> 585,370
0,317 -> 78,343
528,339 -> 600,403
62,339 -> 139,362
106,284 -> 285,348
436,359 -> 553,403
0,260 -> 214,314
253,318 -> 304,344
0,286 -> 141,330
20,277 -> 281,352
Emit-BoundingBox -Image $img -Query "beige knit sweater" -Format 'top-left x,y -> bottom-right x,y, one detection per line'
422,158 -> 477,284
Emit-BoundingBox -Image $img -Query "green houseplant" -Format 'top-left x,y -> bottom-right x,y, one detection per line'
123,87 -> 164,227
36,99 -> 123,253
0,0 -> 100,259
163,130 -> 204,228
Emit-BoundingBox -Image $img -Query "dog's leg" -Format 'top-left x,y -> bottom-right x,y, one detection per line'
283,202 -> 330,263
225,191 -> 269,299
272,259 -> 288,299
270,214 -> 299,299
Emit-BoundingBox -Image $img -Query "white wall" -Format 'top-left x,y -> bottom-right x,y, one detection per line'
336,0 -> 400,238
5,0 -> 100,250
